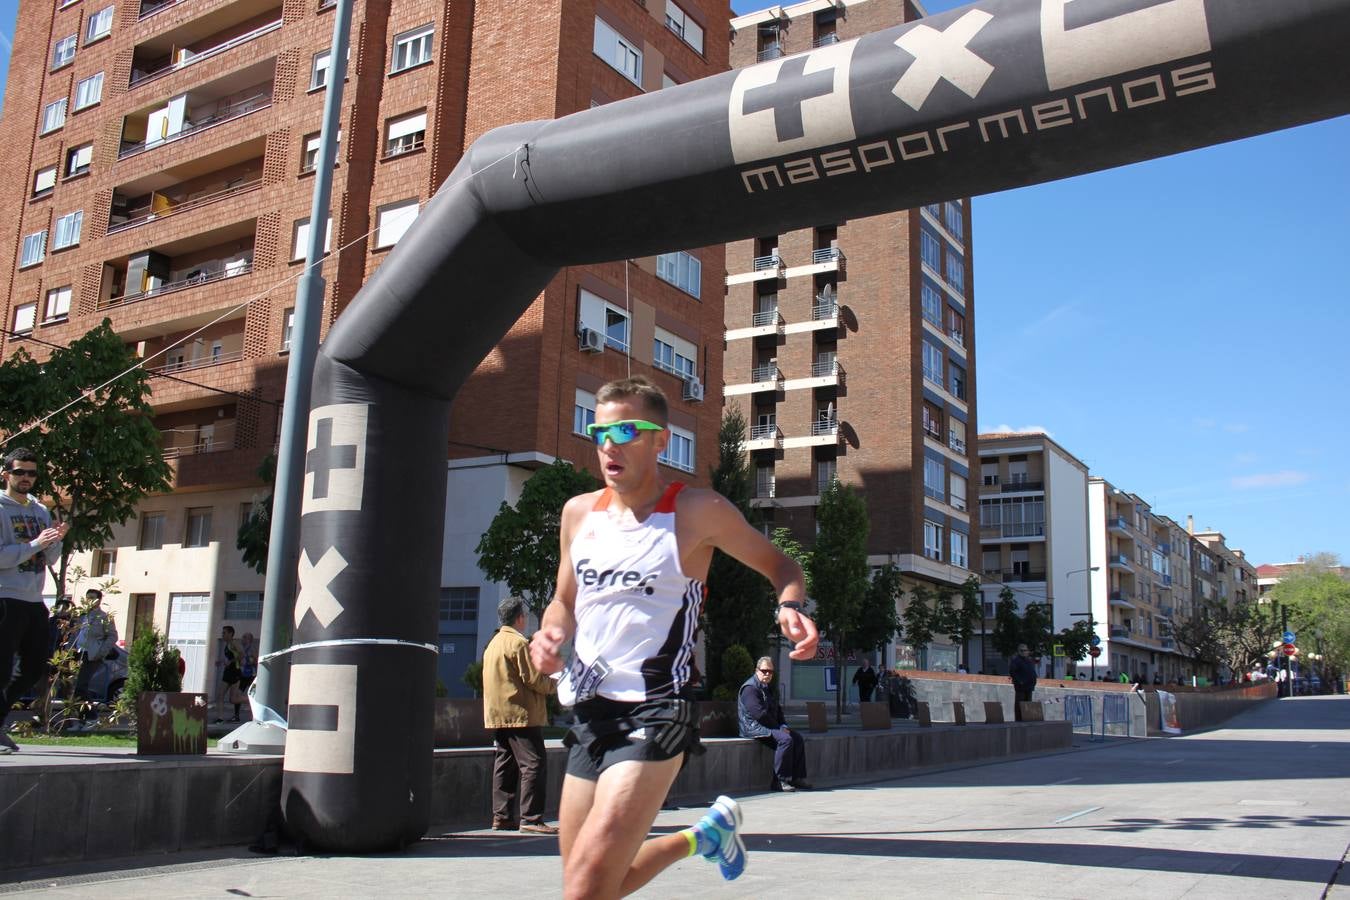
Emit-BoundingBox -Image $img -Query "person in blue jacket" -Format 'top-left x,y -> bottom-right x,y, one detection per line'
738,656 -> 812,791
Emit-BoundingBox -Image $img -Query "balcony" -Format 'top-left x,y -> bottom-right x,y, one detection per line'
1000,479 -> 1043,493
1158,606 -> 1174,619
808,359 -> 844,387
1159,638 -> 1176,650
1161,573 -> 1173,587
986,569 -> 1046,583
161,435 -> 235,459
726,253 -> 784,286
948,431 -> 967,454
139,0 -> 189,20
119,63 -> 275,161
757,44 -> 784,62
1110,589 -> 1135,608
726,308 -> 785,342
811,301 -> 838,322
130,5 -> 283,90
801,246 -> 846,276
746,424 -> 782,451
109,173 -> 262,235
812,33 -> 839,47
981,522 -> 1046,539
726,364 -> 783,398
811,418 -> 838,438
147,348 -> 244,375
98,220 -> 257,311
1157,541 -> 1171,554
1108,515 -> 1129,533
1109,626 -> 1131,639
1108,553 -> 1132,570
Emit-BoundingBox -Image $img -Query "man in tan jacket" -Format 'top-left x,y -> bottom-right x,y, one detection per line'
483,597 -> 557,834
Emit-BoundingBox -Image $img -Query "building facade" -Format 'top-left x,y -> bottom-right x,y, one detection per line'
726,0 -> 978,696
976,432 -> 1090,677
2,0 -> 730,697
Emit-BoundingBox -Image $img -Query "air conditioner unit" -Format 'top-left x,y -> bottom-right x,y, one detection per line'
682,377 -> 705,402
578,327 -> 603,353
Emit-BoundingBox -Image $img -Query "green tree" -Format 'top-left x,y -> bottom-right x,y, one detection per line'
703,408 -> 775,692
115,626 -> 183,719
902,585 -> 935,665
807,481 -> 870,721
0,321 -> 171,600
1269,555 -> 1350,678
712,644 -> 756,701
1022,601 -> 1054,659
236,453 -> 276,575
944,576 -> 984,670
475,459 -> 599,617
990,586 -> 1022,661
1056,619 -> 1095,676
854,563 -> 902,659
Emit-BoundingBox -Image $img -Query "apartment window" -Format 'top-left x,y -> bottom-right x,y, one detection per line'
924,456 -> 945,501
52,210 -> 83,250
922,341 -> 943,385
981,462 -> 999,488
922,401 -> 942,439
924,520 -> 943,560
85,5 -> 113,42
73,72 -> 103,110
578,288 -> 631,353
33,166 -> 57,197
980,496 -> 1045,537
184,506 -> 212,548
664,0 -> 704,54
659,424 -> 695,473
92,548 -> 117,577
52,34 -> 77,69
573,388 -> 596,436
1008,458 -> 1028,484
921,281 -> 942,327
138,512 -> 166,550
300,129 -> 341,172
65,143 -> 92,177
594,16 -> 642,85
656,250 -> 701,298
375,198 -> 419,248
44,286 -> 72,322
311,49 -> 331,89
20,231 -> 47,268
653,327 -> 696,380
292,216 -> 332,260
605,307 -> 630,352
224,591 -> 263,619
440,587 -> 479,622
391,24 -> 433,73
944,201 -> 964,240
948,417 -> 966,453
12,303 -> 36,333
281,307 -> 294,350
946,307 -> 965,345
920,229 -> 940,271
385,110 -> 426,157
945,246 -> 965,294
41,98 -> 67,134
816,457 -> 836,494
950,362 -> 967,401
950,530 -> 969,568
757,465 -> 775,498
950,473 -> 968,511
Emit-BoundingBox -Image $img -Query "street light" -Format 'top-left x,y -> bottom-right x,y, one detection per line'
1067,566 -> 1102,681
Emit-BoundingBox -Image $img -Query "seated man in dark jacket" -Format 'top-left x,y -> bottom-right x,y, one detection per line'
737,656 -> 812,791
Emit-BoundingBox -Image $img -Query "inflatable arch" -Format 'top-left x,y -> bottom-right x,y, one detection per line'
279,0 -> 1350,850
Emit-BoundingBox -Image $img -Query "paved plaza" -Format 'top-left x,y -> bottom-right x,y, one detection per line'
3,696 -> 1347,898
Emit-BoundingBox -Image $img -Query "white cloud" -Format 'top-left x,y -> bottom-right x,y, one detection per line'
1223,423 -> 1250,434
1230,470 -> 1311,490
988,424 -> 1054,438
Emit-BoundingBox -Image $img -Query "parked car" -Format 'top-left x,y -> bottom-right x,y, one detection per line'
84,644 -> 129,703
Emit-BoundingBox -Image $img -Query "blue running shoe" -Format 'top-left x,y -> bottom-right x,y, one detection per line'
699,795 -> 746,880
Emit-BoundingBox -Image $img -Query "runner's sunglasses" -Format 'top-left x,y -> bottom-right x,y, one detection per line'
586,419 -> 664,446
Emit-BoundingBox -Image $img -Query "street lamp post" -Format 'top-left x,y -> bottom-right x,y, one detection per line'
1067,566 -> 1102,681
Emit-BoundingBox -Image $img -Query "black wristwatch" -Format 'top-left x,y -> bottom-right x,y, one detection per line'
777,601 -> 805,614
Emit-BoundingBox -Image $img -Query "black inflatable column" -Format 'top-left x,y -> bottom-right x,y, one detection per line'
279,354 -> 447,851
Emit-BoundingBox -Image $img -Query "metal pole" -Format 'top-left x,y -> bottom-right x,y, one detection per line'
1281,605 -> 1291,699
220,0 -> 354,753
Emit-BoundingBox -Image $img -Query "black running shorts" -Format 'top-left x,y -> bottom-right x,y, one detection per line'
564,695 -> 701,781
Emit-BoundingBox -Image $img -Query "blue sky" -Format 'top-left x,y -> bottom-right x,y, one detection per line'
1,1 -> 1344,565
731,0 -> 1349,566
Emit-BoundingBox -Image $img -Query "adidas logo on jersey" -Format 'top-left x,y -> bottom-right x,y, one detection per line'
575,558 -> 660,595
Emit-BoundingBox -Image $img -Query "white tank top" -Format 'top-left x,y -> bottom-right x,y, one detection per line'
558,482 -> 704,705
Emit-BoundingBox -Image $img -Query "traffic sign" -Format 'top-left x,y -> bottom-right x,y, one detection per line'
1089,646 -> 1102,658
1283,643 -> 1297,657
1090,634 -> 1101,647
1053,643 -> 1065,657
1283,630 -> 1296,644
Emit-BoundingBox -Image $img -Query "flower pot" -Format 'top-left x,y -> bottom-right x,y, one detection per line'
433,697 -> 489,747
698,700 -> 739,738
136,691 -> 208,755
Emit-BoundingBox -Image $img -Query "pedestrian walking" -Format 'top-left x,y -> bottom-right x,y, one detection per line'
1009,644 -> 1037,721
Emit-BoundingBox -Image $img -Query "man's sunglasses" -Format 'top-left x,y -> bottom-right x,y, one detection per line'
757,668 -> 774,674
585,419 -> 664,446
7,468 -> 38,478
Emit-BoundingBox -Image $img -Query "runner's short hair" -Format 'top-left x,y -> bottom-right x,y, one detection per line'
596,376 -> 668,426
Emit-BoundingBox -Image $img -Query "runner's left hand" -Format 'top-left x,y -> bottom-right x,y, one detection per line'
779,608 -> 819,660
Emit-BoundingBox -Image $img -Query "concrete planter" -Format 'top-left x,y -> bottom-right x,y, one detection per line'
136,692 -> 208,755
434,697 -> 490,748
698,700 -> 740,737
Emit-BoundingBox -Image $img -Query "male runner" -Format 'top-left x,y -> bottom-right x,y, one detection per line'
530,376 -> 818,899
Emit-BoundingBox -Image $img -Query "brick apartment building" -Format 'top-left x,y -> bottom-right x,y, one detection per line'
0,0 -> 729,697
726,0 -> 979,697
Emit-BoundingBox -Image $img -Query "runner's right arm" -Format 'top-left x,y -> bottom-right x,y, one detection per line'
530,492 -> 591,675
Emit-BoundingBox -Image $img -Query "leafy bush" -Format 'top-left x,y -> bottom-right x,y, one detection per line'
115,627 -> 182,718
721,644 -> 755,696
461,660 -> 484,698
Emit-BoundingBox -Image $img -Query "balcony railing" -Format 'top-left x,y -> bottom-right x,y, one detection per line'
119,91 -> 273,159
138,0 -> 188,21
750,364 -> 780,383
108,177 -> 262,234
811,247 -> 844,264
755,480 -> 775,499
1001,480 -> 1043,492
99,262 -> 253,310
1158,606 -> 1174,618
922,423 -> 942,441
1161,573 -> 1173,586
812,301 -> 838,320
148,348 -> 244,375
948,433 -> 967,454
812,33 -> 839,47
1110,589 -> 1133,604
757,44 -> 784,62
1108,552 -> 1131,567
811,419 -> 838,437
130,20 -> 283,88
1108,515 -> 1129,531
1109,626 -> 1130,639
986,522 -> 1045,538
948,328 -> 965,345
751,309 -> 780,327
811,359 -> 842,378
161,438 -> 234,459
752,253 -> 781,271
749,424 -> 780,441
986,569 -> 1045,583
